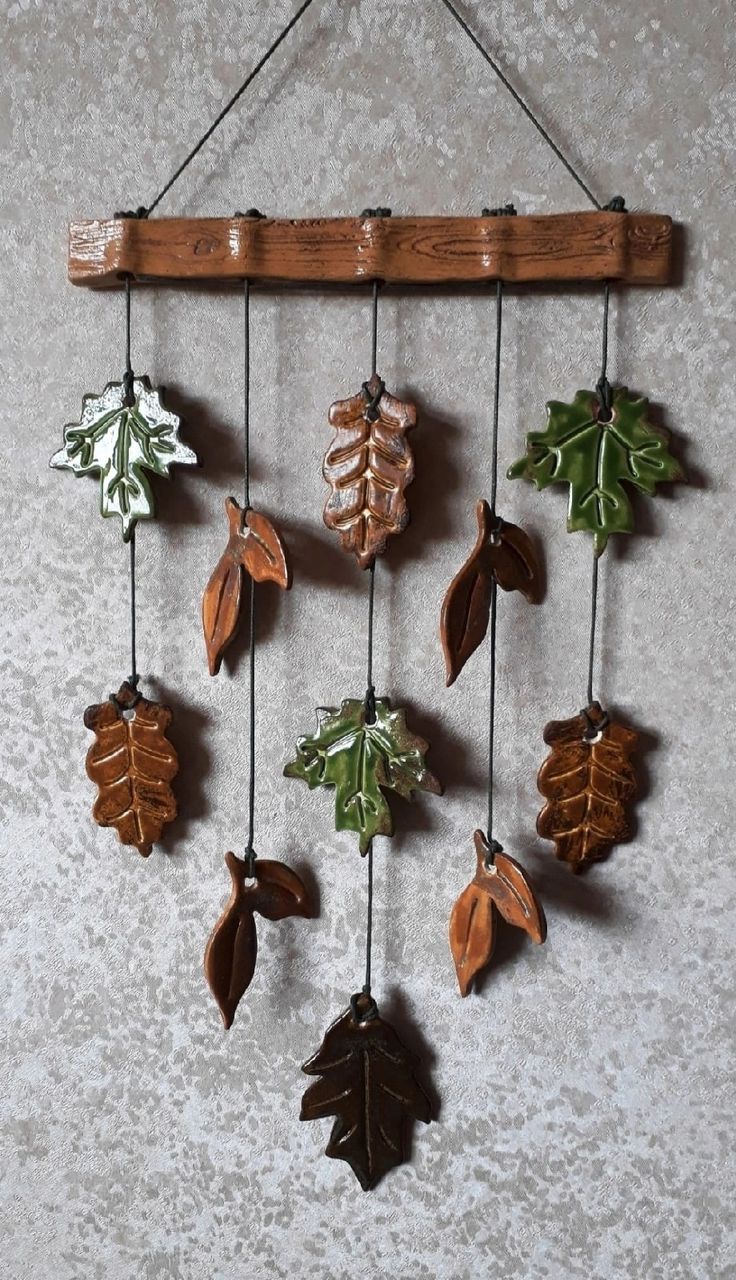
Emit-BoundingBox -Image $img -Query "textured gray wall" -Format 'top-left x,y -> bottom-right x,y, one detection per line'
2,2 -> 734,1277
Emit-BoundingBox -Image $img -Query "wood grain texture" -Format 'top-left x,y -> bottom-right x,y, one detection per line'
449,830 -> 546,996
323,375 -> 417,568
202,497 -> 290,676
204,851 -> 313,1029
68,212 -> 674,288
83,681 -> 178,855
440,499 -> 541,685
537,703 -> 639,870
300,993 -> 431,1191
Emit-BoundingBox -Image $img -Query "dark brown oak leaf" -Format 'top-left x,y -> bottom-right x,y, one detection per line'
441,499 -> 541,685
204,852 -> 313,1029
300,993 -> 431,1190
449,830 -> 546,996
202,496 -> 291,676
323,374 -> 417,568
84,681 -> 178,856
537,702 -> 639,870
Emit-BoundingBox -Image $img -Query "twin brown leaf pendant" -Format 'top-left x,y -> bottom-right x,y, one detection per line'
537,702 -> 639,870
449,831 -> 546,996
441,499 -> 541,685
323,375 -> 416,568
84,681 -> 178,855
300,993 -> 431,1191
204,852 -> 313,1028
202,496 -> 291,675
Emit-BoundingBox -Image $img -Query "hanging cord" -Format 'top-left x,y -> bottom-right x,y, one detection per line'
583,249 -> 623,738
438,0 -> 601,209
359,279 -> 381,1012
144,0 -> 317,216
121,276 -> 140,694
243,277 -> 251,509
585,554 -> 599,711
360,564 -> 377,1004
484,278 -> 504,864
242,278 -> 257,874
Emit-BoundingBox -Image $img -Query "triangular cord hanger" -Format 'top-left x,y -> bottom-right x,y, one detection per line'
68,0 -> 674,288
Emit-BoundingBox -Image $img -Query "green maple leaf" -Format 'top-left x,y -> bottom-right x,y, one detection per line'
284,698 -> 442,853
507,388 -> 683,555
50,376 -> 198,540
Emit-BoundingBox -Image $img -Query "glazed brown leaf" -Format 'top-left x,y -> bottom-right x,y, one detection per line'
537,703 -> 638,869
204,852 -> 313,1029
449,830 -> 546,997
84,681 -> 178,856
323,374 -> 417,568
300,994 -> 431,1190
202,497 -> 291,676
441,500 -> 541,685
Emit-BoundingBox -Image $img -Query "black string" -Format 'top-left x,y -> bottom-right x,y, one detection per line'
122,275 -> 134,407
486,281 -> 503,854
370,280 -> 380,379
243,278 -> 251,510
363,841 -> 374,996
596,281 -> 613,420
437,0 -> 601,209
586,273 -> 615,710
145,0 -> 317,215
245,576 -> 257,873
122,276 -> 139,690
242,279 -> 256,874
586,554 -> 599,708
361,277 -> 382,998
489,279 -> 503,517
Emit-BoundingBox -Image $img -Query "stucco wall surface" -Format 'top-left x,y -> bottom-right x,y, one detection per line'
1,2 -> 734,1277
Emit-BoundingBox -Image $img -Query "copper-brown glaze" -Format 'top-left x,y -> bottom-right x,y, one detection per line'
449,830 -> 546,997
69,212 -> 674,288
202,497 -> 291,676
441,500 -> 541,685
323,375 -> 417,568
537,702 -> 639,870
204,852 -> 312,1029
84,681 -> 178,856
300,993 -> 431,1191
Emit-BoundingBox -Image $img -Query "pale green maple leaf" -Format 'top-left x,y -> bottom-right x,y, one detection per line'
50,376 -> 197,540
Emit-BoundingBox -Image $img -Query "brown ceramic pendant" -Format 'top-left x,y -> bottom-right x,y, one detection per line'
204,851 -> 313,1029
323,374 -> 417,568
300,993 -> 431,1191
441,499 -> 541,685
449,830 -> 546,996
84,681 -> 178,856
202,496 -> 291,676
537,702 -> 639,870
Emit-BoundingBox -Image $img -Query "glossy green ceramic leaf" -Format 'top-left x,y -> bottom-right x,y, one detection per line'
284,698 -> 442,853
507,388 -> 683,555
50,377 -> 198,540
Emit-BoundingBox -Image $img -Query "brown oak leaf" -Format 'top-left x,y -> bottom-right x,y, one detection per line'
323,374 -> 416,568
84,681 -> 178,855
537,702 -> 638,870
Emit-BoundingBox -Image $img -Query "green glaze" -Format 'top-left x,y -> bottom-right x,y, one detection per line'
284,698 -> 441,853
507,388 -> 683,556
50,376 -> 197,541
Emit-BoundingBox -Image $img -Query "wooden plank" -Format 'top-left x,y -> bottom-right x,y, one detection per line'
68,212 -> 673,288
